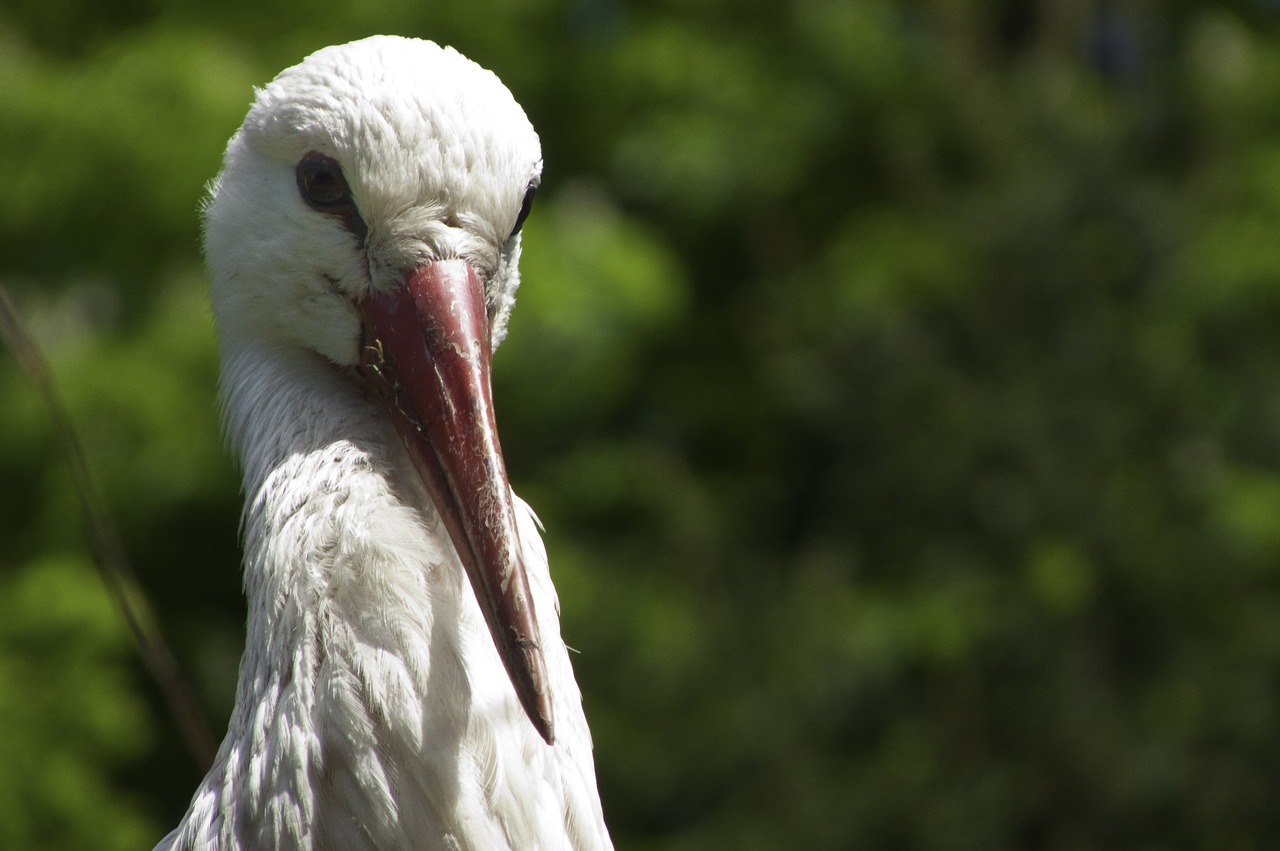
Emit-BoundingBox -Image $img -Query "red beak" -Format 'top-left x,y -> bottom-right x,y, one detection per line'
356,259 -> 554,744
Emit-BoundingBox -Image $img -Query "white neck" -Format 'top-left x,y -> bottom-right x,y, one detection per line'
161,339 -> 611,851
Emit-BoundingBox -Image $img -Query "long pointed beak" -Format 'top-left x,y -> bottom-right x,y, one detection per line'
356,259 -> 554,744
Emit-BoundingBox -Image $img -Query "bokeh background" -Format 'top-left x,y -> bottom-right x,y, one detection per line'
4,1 -> 1280,848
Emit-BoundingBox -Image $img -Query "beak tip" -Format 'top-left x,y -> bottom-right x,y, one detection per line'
511,627 -> 556,745
532,696 -> 555,745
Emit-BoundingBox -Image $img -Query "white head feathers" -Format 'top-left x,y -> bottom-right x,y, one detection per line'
204,36 -> 542,364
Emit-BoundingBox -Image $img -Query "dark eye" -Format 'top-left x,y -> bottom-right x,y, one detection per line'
295,152 -> 368,245
509,181 -> 537,240
297,153 -> 353,209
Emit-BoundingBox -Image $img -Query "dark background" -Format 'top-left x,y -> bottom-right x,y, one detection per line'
3,1 -> 1280,848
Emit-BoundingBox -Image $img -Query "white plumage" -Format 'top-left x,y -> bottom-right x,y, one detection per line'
158,37 -> 612,850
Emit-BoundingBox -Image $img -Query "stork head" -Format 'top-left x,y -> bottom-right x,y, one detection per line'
203,36 -> 553,742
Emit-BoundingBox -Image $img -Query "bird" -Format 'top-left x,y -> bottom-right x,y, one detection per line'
157,36 -> 612,850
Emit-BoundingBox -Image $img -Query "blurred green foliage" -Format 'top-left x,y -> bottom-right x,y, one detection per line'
4,1 -> 1280,848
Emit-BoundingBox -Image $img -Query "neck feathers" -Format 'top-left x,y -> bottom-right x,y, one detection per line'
164,340 -> 611,850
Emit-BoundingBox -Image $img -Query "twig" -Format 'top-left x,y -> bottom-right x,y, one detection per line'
0,285 -> 217,772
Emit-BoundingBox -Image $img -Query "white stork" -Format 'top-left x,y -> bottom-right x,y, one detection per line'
158,36 -> 612,850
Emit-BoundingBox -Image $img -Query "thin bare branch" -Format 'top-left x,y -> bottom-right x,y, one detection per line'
0,285 -> 217,772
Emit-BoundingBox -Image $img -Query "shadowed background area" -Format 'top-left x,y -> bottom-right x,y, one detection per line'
3,1 -> 1280,848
